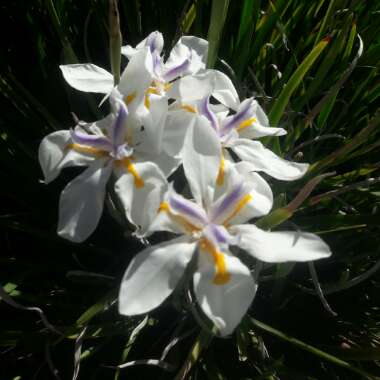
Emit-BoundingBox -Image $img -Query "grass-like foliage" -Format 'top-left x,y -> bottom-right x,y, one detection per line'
1,0 -> 380,379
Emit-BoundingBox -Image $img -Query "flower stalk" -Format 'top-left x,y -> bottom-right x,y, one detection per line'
109,0 -> 122,84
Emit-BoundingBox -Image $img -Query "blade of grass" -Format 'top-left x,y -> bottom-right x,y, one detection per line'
309,109 -> 380,173
207,0 -> 230,68
174,328 -> 213,380
45,0 -> 77,63
249,317 -> 380,380
314,0 -> 337,47
268,36 -> 331,128
234,0 -> 260,78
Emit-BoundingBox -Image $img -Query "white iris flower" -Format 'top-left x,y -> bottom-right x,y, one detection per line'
38,95 -> 175,242
166,73 -> 309,182
118,122 -> 331,336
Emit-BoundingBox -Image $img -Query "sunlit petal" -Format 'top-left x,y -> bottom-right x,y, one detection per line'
119,237 -> 196,315
57,159 -> 113,242
231,139 -> 309,181
232,224 -> 332,262
59,64 -> 114,93
182,116 -> 221,206
193,250 -> 257,336
38,130 -> 95,183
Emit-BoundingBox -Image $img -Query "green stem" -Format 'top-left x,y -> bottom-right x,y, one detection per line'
109,0 -> 122,84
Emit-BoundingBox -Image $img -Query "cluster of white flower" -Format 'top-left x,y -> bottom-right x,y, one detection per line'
39,32 -> 331,336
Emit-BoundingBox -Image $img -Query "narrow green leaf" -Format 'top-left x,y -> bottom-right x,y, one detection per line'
249,0 -> 287,62
236,0 -> 256,48
314,0 -> 336,47
342,21 -> 357,63
268,36 -> 331,127
249,317 -> 380,380
207,0 -> 230,68
174,329 -> 213,380
309,110 -> 380,173
234,0 -> 260,77
182,3 -> 197,34
76,291 -> 117,327
45,0 -> 77,63
114,317 -> 149,380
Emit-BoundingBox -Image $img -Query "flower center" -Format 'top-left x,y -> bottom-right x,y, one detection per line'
144,81 -> 172,109
110,143 -> 133,161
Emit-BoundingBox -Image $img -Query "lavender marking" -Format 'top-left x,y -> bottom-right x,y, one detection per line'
169,194 -> 208,225
210,224 -> 230,244
163,58 -> 190,81
112,103 -> 128,146
199,96 -> 218,131
211,182 -> 245,221
221,100 -> 252,135
146,32 -> 160,53
71,130 -> 112,151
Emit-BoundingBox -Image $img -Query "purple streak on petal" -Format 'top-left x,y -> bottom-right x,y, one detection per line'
146,31 -> 161,53
153,52 -> 162,73
199,96 -> 218,131
210,182 -> 245,221
71,129 -> 112,151
163,58 -> 191,81
202,224 -> 235,249
169,193 -> 208,225
210,224 -> 229,244
221,100 -> 252,135
112,102 -> 128,146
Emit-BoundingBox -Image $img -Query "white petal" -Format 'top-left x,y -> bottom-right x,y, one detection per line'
240,123 -> 286,139
239,100 -> 286,139
121,45 -> 137,59
164,43 -> 191,76
167,70 -> 239,109
166,36 -> 208,76
231,162 -> 273,222
148,202 -> 184,235
232,224 -> 332,263
211,161 -> 273,225
167,72 -> 214,102
231,139 -> 309,181
142,31 -> 164,54
57,159 -> 113,242
38,130 -> 94,183
135,95 -> 167,155
147,184 -> 196,235
121,31 -> 164,59
180,36 -> 208,67
211,70 -> 240,110
114,161 -> 168,236
118,48 -> 154,112
182,116 -> 221,206
193,251 -> 257,336
137,150 -> 181,178
161,109 -> 196,157
119,237 -> 196,315
59,64 -> 114,93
